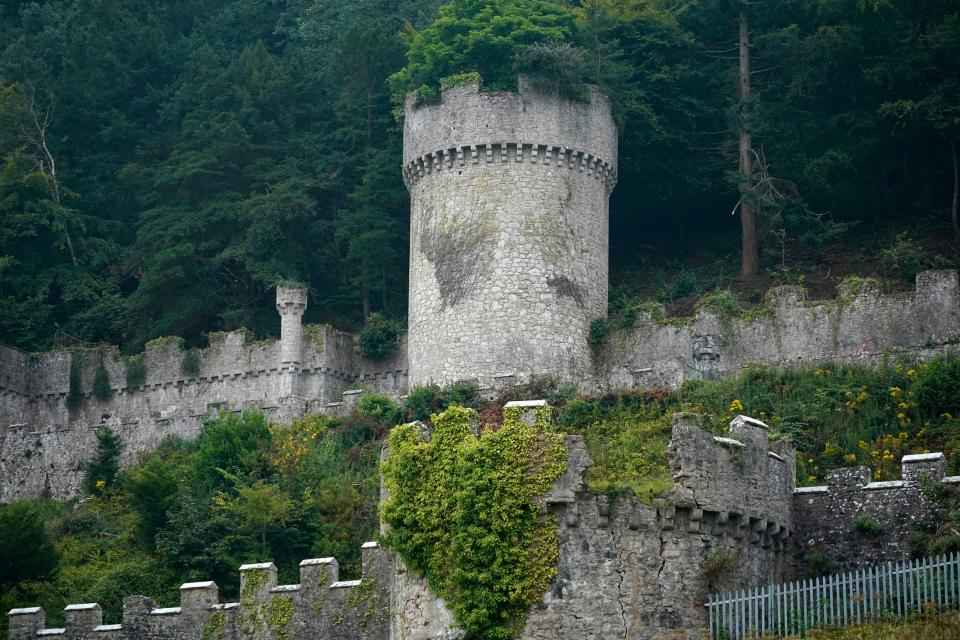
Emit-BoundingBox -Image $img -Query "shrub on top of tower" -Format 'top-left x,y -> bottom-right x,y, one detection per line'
388,0 -> 584,105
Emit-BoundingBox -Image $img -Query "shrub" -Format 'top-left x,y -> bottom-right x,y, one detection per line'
0,501 -> 59,585
446,381 -> 480,407
404,384 -> 444,422
82,427 -> 124,495
359,313 -> 402,360
877,232 -> 941,283
852,514 -> 884,536
357,393 -> 404,426
126,356 -> 146,389
92,362 -> 112,399
67,355 -> 83,408
181,348 -> 201,377
701,549 -> 739,591
513,41 -> 587,99
588,317 -> 609,346
913,357 -> 960,417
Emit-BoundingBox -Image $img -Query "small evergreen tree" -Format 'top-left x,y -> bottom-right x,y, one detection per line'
359,313 -> 402,360
82,427 -> 124,495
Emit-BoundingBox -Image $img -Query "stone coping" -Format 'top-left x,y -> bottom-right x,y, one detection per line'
329,580 -> 362,589
902,452 -> 945,462
299,557 -> 335,566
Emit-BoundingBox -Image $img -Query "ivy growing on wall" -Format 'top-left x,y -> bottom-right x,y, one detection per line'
67,355 -> 83,408
92,361 -> 111,399
381,404 -> 567,639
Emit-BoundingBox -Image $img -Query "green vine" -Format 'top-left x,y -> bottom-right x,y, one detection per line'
381,404 -> 567,640
263,595 -> 293,640
239,569 -> 268,635
333,579 -> 384,630
201,611 -> 226,640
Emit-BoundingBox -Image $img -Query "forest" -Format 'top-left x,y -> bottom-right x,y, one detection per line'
1,0 -> 958,354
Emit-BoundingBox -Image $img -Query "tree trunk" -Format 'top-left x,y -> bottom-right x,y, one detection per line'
738,8 -> 759,280
951,137 -> 959,242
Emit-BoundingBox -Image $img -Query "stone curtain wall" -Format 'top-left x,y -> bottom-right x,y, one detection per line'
403,79 -> 617,388
390,412 -> 797,640
0,288 -> 408,501
599,270 -> 960,390
792,452 -> 960,576
7,542 -> 391,640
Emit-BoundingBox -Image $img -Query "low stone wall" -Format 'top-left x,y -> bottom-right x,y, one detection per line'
0,288 -> 409,501
7,543 -> 390,640
391,411 -> 796,640
597,270 -> 960,391
792,452 -> 960,576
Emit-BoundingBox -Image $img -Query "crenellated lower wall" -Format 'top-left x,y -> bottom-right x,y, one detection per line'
390,412 -> 797,640
596,270 -> 960,391
7,542 -> 391,640
792,452 -> 960,576
0,288 -> 409,501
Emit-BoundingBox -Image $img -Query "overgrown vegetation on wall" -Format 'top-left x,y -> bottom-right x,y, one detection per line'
381,405 -> 567,639
0,409 -> 390,635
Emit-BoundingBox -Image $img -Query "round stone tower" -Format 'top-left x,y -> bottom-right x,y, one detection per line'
403,78 -> 617,387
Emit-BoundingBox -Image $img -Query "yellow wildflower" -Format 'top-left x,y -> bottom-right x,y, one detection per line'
843,454 -> 857,464
729,399 -> 744,413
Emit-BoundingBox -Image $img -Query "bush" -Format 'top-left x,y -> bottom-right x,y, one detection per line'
92,362 -> 111,399
877,232 -> 941,283
588,317 -> 609,346
181,349 -> 201,377
913,357 -> 960,417
125,356 -> 146,389
513,41 -> 587,99
82,427 -> 124,495
852,514 -> 884,536
701,549 -> 738,591
357,393 -> 404,426
403,382 -> 482,422
359,313 -> 402,360
0,501 -> 59,585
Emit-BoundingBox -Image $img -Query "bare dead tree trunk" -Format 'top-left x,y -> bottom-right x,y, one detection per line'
738,8 -> 759,280
951,137 -> 959,242
23,85 -> 78,266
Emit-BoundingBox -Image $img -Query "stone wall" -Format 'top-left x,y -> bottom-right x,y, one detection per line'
0,288 -> 409,501
597,270 -> 960,391
404,79 -> 617,388
7,542 -> 390,640
792,452 -> 960,576
390,412 -> 796,640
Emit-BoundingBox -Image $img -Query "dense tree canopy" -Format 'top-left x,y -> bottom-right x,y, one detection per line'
0,0 -> 957,352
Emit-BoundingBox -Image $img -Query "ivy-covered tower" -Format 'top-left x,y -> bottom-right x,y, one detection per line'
403,78 -> 617,387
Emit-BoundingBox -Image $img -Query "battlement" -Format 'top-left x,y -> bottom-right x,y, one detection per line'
7,543 -> 390,640
0,287 -> 409,502
792,450 -> 959,575
604,269 -> 960,390
402,78 -> 617,170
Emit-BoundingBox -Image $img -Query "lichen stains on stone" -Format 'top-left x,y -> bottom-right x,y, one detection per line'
418,205 -> 495,311
547,275 -> 585,308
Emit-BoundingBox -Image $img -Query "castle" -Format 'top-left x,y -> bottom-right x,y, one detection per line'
4,79 -> 960,639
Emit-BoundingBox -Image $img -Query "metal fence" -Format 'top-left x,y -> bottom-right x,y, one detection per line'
706,552 -> 960,638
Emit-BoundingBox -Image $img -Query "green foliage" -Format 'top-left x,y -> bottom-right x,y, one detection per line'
357,393 -> 404,426
513,41 -> 588,98
67,356 -> 83,408
382,405 -> 567,639
587,317 -> 609,346
92,362 -> 111,399
852,515 -> 884,536
913,358 -> 960,417
556,392 -> 673,500
403,381 -> 482,422
358,313 -> 402,360
181,349 -> 201,377
877,233 -> 944,284
701,549 -> 738,591
125,356 -> 146,389
82,427 -> 124,495
389,0 -> 579,103
0,502 -> 59,585
439,71 -> 482,91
